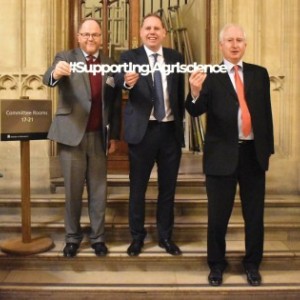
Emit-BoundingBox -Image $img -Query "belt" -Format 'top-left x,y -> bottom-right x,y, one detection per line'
148,120 -> 175,125
238,139 -> 254,144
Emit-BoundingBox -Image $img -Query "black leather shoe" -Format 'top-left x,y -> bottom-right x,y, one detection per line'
158,239 -> 182,256
245,268 -> 262,286
92,242 -> 108,256
63,243 -> 79,257
127,240 -> 144,256
208,267 -> 223,286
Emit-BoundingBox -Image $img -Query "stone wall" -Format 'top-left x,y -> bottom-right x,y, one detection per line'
0,0 -> 69,193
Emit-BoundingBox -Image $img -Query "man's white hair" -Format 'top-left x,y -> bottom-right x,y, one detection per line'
219,23 -> 247,42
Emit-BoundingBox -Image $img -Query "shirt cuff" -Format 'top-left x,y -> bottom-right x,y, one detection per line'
191,94 -> 199,103
49,71 -> 59,86
124,82 -> 133,89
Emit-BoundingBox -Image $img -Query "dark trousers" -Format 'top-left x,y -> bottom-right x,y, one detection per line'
128,121 -> 182,242
206,141 -> 265,271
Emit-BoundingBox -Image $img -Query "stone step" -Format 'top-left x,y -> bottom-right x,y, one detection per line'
0,218 -> 299,244
0,194 -> 300,242
0,241 -> 300,300
1,193 -> 299,207
50,173 -> 206,194
1,279 -> 299,300
1,195 -> 300,223
0,192 -> 207,207
1,194 -> 300,225
1,240 -> 299,263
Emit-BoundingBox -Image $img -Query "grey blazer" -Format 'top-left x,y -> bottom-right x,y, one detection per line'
43,48 -> 121,150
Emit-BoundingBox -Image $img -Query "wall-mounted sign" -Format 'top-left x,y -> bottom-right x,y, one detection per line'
0,100 -> 52,141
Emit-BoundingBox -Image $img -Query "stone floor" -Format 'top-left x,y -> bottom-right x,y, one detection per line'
0,239 -> 300,299
0,153 -> 300,299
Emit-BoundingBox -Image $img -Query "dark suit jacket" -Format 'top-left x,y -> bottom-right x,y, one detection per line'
43,48 -> 121,150
185,62 -> 274,175
115,46 -> 185,145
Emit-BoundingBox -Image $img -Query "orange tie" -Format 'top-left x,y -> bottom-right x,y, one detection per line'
234,65 -> 251,137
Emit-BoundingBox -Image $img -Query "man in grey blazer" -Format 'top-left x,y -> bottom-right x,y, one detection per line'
185,24 -> 274,286
43,18 -> 121,257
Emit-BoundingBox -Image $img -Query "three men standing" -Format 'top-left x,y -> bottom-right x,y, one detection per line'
44,15 -> 274,288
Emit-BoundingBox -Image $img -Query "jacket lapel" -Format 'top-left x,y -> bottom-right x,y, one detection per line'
163,48 -> 173,96
216,71 -> 237,99
74,48 -> 91,96
243,63 -> 254,97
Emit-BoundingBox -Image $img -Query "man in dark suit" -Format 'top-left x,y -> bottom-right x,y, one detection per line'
185,24 -> 274,286
115,13 -> 185,256
43,18 -> 121,257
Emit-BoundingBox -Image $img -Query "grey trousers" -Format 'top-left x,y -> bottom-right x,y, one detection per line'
58,131 -> 107,245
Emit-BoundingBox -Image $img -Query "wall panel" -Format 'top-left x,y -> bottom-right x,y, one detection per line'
0,0 -> 22,72
0,0 -> 68,193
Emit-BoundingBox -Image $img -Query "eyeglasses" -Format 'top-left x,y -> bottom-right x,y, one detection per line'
79,33 -> 102,39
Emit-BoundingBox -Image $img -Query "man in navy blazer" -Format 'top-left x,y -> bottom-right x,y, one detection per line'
115,13 -> 185,256
185,24 -> 274,286
43,18 -> 121,258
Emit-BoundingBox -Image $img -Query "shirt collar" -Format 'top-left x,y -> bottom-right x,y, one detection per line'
223,59 -> 243,72
81,50 -> 99,60
143,45 -> 163,58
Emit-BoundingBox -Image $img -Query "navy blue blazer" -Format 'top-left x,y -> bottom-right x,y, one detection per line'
185,62 -> 274,175
115,46 -> 185,145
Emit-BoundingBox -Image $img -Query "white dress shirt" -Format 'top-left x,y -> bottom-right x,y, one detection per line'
143,45 -> 174,122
